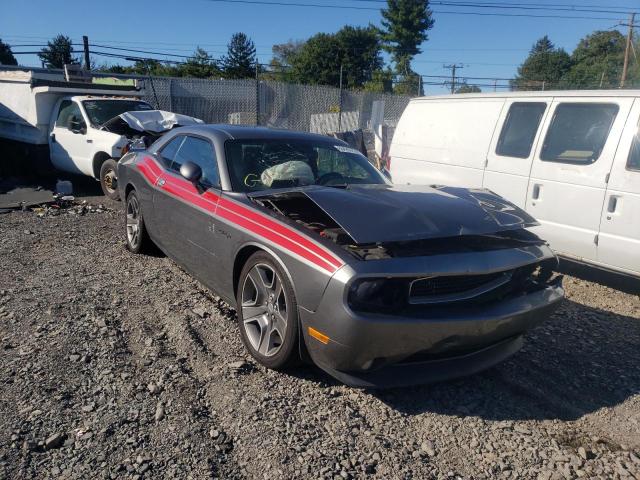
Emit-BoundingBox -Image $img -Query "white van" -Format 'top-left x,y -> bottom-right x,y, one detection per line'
390,91 -> 640,277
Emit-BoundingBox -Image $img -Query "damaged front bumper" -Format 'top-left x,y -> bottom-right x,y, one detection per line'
299,244 -> 564,388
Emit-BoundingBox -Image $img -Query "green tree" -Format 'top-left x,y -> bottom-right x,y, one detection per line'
512,36 -> 572,90
380,0 -> 434,90
38,35 -> 78,68
180,47 -> 221,78
222,32 -> 257,79
455,83 -> 481,94
0,39 -> 17,65
287,26 -> 383,89
561,30 -> 627,88
363,69 -> 394,93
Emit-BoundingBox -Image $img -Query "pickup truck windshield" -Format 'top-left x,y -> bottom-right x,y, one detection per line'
225,138 -> 388,192
82,100 -> 153,126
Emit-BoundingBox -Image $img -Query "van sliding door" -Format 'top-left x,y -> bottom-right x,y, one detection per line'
597,99 -> 640,276
526,98 -> 633,263
483,99 -> 551,208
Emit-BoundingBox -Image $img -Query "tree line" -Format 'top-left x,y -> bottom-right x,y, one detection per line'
0,0 -> 433,94
513,31 -> 640,90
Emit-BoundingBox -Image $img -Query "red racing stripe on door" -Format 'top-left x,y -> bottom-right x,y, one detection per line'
137,156 -> 343,273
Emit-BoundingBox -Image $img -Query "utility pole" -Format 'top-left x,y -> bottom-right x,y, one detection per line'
82,35 -> 90,71
621,12 -> 635,88
444,64 -> 463,94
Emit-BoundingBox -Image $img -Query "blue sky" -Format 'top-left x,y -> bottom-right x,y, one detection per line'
1,0 -> 635,94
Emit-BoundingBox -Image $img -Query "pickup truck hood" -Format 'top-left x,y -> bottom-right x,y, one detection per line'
101,110 -> 203,135
257,184 -> 538,244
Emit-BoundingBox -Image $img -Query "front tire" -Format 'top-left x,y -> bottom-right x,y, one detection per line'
125,190 -> 150,254
100,158 -> 120,200
237,252 -> 299,369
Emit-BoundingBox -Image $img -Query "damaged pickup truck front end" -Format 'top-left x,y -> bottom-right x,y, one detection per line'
251,184 -> 563,388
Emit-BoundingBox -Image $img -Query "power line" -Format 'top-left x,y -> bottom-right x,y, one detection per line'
196,0 -> 627,19
346,0 -> 638,15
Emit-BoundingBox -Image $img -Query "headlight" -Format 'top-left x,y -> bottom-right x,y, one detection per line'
347,277 -> 409,313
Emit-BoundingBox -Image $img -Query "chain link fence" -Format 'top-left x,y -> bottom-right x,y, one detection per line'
129,74 -> 411,149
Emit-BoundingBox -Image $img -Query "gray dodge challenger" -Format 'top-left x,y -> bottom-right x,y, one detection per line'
117,124 -> 564,388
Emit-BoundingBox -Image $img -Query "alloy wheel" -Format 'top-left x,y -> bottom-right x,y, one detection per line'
241,263 -> 288,357
126,195 -> 141,248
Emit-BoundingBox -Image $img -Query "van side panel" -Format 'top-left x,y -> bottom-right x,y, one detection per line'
390,99 -> 505,187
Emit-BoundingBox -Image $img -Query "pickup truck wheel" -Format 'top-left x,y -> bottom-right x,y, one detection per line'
125,190 -> 150,254
237,252 -> 299,370
100,159 -> 120,201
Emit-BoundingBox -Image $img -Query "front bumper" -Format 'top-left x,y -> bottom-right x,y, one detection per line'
300,276 -> 563,388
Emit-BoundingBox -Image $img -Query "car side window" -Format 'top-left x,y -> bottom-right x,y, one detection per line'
496,102 -> 546,158
627,129 -> 640,172
173,136 -> 220,188
56,100 -> 84,129
540,103 -> 619,164
159,136 -> 185,169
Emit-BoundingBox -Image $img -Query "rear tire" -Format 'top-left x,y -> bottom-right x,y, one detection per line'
125,190 -> 151,254
100,158 -> 120,201
237,252 -> 299,370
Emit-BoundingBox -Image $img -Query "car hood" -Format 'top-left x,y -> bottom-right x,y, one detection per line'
256,184 -> 538,244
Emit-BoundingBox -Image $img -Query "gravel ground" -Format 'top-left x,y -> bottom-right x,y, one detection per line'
0,199 -> 639,480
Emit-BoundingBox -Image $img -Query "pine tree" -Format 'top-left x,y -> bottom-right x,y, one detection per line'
0,39 -> 17,65
38,35 -> 78,68
181,47 -> 221,78
380,0 -> 434,86
512,36 -> 572,90
222,33 -> 257,79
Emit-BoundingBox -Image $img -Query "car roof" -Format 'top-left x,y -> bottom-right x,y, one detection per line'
170,124 -> 347,144
412,89 -> 640,102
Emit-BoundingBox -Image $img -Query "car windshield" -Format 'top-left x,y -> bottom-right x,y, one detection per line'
82,100 -> 153,126
225,139 -> 388,192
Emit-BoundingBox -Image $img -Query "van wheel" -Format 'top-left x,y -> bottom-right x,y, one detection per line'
100,159 -> 120,201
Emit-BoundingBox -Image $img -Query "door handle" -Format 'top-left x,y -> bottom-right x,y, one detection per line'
532,183 -> 542,201
606,195 -> 621,219
50,134 -> 56,143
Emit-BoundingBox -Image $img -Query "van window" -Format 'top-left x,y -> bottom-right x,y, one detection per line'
496,102 -> 546,158
540,103 -> 618,164
627,130 -> 640,171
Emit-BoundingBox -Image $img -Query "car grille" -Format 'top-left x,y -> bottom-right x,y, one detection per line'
409,271 -> 512,304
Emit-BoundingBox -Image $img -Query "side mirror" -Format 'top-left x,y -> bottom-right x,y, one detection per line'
180,161 -> 202,184
69,115 -> 86,134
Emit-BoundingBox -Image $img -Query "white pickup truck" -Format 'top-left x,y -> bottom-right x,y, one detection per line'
0,68 -> 202,199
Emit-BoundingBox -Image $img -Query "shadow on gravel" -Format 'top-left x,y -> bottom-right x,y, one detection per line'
371,299 -> 640,422
559,258 -> 640,295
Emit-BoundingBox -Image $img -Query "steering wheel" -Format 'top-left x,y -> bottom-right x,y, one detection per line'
317,172 -> 346,186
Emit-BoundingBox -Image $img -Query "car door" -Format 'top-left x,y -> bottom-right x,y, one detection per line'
525,97 -> 633,263
49,100 -> 93,175
597,99 -> 640,276
153,134 -> 223,290
483,99 -> 550,208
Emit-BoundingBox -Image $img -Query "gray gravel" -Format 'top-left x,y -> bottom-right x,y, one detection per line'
0,199 -> 639,479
